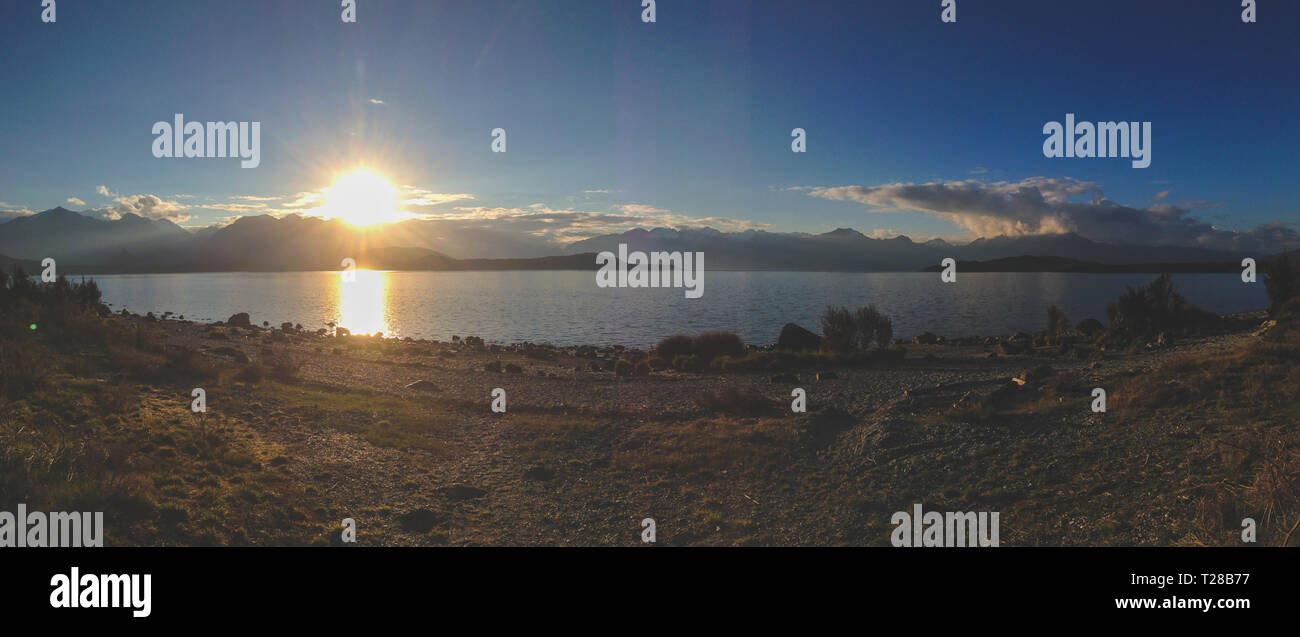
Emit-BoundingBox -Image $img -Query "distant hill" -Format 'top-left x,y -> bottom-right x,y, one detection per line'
0,208 -> 1253,274
568,227 -> 1242,270
920,255 -> 1242,274
0,207 -> 190,266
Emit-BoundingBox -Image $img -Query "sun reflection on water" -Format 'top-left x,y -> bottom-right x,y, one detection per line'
335,270 -> 391,337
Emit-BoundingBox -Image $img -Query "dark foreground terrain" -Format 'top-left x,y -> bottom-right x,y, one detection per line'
3,273 -> 1298,546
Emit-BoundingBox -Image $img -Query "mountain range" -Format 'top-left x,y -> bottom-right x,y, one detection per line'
0,207 -> 1250,274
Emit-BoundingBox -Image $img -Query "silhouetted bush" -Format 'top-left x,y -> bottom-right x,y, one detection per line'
821,306 -> 856,354
1264,252 -> 1300,316
1103,273 -> 1214,344
693,332 -> 746,363
672,354 -> 704,372
854,305 -> 893,349
823,305 -> 895,354
655,332 -> 745,366
655,334 -> 695,361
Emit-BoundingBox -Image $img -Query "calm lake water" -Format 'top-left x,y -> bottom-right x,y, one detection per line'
88,271 -> 1267,347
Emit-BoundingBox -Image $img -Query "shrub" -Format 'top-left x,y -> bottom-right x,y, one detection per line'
633,360 -> 652,376
614,360 -> 633,376
655,334 -> 695,362
672,354 -> 704,372
821,306 -> 856,354
823,305 -> 894,354
1104,273 -> 1213,344
854,305 -> 893,349
654,332 -> 746,367
1263,252 -> 1300,315
693,332 -> 746,363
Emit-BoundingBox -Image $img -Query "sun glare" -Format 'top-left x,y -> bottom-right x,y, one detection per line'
321,169 -> 405,226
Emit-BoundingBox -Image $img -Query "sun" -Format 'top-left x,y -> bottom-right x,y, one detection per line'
321,169 -> 405,226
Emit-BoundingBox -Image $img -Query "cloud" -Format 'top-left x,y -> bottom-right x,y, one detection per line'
441,205 -> 767,243
0,202 -> 35,221
1154,190 -> 1170,201
614,203 -> 670,215
96,194 -> 190,222
96,185 -> 117,198
803,177 -> 1299,253
66,197 -> 86,207
368,98 -> 385,105
399,187 -> 475,209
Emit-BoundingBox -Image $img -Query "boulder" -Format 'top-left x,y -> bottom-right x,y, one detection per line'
227,312 -> 252,328
405,380 -> 440,392
776,323 -> 822,352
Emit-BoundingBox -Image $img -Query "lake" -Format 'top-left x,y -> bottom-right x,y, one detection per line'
87,270 -> 1268,347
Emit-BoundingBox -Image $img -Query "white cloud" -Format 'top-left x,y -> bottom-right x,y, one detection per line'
66,197 -> 86,207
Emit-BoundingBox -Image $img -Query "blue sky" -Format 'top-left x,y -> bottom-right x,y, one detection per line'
0,0 -> 1296,250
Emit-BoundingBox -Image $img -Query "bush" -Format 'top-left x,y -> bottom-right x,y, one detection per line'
614,360 -> 633,377
672,354 -> 704,372
633,360 -> 652,376
1104,274 -> 1213,344
693,332 -> 746,363
854,305 -> 893,349
821,306 -> 856,354
655,332 -> 746,367
823,305 -> 894,354
1264,252 -> 1300,315
655,334 -> 695,362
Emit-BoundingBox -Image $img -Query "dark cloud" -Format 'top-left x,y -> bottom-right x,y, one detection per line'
806,177 -> 1300,253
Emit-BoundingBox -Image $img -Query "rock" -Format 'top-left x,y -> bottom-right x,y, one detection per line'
444,485 -> 487,501
227,312 -> 252,328
776,323 -> 822,352
816,371 -> 839,380
485,360 -> 502,373
405,380 -> 439,392
396,509 -> 440,533
769,372 -> 800,384
505,363 -> 523,374
523,467 -> 555,481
